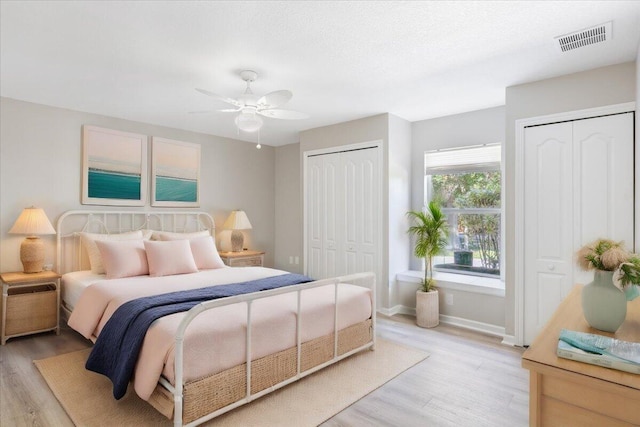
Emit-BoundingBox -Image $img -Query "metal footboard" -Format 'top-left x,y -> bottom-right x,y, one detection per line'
160,272 -> 376,427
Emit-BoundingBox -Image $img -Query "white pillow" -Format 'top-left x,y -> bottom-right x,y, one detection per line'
144,240 -> 198,277
152,230 -> 210,241
79,230 -> 144,274
189,236 -> 226,270
95,239 -> 149,279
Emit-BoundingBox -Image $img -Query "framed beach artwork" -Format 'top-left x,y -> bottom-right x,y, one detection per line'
151,137 -> 200,207
81,126 -> 148,206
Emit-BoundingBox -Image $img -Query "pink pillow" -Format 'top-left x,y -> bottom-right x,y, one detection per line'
189,236 -> 226,270
153,230 -> 210,241
95,240 -> 149,279
144,240 -> 198,277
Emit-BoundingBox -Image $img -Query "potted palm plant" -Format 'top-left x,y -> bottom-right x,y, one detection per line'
407,200 -> 449,328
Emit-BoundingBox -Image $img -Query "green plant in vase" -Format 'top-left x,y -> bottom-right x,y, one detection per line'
576,239 -> 640,332
407,200 -> 449,292
576,239 -> 640,299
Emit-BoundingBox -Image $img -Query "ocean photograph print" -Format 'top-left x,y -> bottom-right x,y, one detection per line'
150,137 -> 200,207
81,126 -> 148,206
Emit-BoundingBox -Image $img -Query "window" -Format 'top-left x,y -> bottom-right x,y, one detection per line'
424,144 -> 502,278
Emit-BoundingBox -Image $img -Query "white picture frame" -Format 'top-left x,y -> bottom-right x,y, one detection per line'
81,125 -> 148,206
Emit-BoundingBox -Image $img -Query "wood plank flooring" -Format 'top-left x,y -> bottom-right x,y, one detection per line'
0,315 -> 528,426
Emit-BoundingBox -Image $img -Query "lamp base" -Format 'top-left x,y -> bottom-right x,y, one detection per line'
230,230 -> 244,253
20,236 -> 45,273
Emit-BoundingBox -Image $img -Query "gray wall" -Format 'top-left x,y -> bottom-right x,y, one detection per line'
408,106 -> 506,326
274,142 -> 303,273
504,61 -> 637,336
0,97 -> 276,272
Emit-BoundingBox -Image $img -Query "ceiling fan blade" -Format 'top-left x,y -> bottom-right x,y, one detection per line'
188,107 -> 240,115
195,88 -> 241,107
258,109 -> 309,120
257,90 -> 292,109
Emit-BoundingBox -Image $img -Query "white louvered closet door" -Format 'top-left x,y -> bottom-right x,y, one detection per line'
523,113 -> 634,344
306,147 -> 380,282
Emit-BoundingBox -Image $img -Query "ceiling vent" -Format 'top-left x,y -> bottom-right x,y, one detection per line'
555,21 -> 612,53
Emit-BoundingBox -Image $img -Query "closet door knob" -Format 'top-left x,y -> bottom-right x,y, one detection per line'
548,264 -> 555,271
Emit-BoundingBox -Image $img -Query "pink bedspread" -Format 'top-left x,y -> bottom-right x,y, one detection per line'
67,267 -> 372,400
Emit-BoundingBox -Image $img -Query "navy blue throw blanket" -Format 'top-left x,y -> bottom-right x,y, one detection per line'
86,273 -> 313,399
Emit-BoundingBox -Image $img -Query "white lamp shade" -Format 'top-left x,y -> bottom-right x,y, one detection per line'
9,207 -> 56,235
223,210 -> 252,230
235,111 -> 263,133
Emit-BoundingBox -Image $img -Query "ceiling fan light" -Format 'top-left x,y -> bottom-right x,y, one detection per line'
235,111 -> 263,133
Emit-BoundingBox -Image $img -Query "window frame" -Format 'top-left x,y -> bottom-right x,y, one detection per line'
424,144 -> 504,282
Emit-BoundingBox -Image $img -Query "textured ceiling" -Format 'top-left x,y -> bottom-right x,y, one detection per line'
2,1 -> 639,146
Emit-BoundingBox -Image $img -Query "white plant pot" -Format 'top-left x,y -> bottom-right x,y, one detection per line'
416,289 -> 439,328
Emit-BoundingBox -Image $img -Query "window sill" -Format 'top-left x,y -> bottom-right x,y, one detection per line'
396,270 -> 505,297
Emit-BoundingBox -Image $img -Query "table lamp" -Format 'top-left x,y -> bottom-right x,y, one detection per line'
9,207 -> 56,273
223,210 -> 252,252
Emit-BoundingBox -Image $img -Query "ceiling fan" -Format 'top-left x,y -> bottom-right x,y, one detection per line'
193,70 -> 309,134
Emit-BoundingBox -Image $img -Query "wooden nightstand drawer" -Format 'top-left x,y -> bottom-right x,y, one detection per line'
5,285 -> 57,335
229,257 -> 262,267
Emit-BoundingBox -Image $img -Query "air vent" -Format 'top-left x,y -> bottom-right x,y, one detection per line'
555,21 -> 612,52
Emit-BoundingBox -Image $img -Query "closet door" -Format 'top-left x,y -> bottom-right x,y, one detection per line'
306,147 -> 380,281
342,148 -> 380,276
523,113 -> 634,344
307,153 -> 342,280
571,114 -> 635,284
523,122 -> 574,344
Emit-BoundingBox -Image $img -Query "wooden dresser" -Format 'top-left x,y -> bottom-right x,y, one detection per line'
522,285 -> 640,426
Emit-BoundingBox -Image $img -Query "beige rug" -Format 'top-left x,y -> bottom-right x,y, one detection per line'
35,339 -> 428,426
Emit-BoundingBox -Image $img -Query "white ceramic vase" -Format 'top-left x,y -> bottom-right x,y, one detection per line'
416,289 -> 439,328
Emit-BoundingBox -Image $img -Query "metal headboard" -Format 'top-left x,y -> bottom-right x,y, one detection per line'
56,210 -> 215,274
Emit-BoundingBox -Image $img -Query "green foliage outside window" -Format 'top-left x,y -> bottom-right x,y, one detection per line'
431,171 -> 501,271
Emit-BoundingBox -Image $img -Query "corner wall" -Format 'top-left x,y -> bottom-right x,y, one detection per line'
0,97 -> 276,271
274,142 -> 303,273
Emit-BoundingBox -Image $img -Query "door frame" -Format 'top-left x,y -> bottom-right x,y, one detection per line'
514,102 -> 635,346
302,140 -> 384,308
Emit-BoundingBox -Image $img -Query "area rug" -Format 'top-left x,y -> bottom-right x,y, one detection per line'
34,338 -> 428,426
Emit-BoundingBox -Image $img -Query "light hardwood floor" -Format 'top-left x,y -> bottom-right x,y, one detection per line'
1,315 -> 528,427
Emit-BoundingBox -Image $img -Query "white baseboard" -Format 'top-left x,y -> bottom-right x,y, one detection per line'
438,314 -> 505,338
377,305 -> 415,317
501,334 -> 517,347
379,304 -> 506,339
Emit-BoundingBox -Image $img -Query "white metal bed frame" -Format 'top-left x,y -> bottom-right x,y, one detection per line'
56,210 -> 376,427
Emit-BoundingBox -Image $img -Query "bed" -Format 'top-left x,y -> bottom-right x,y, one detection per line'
57,210 -> 376,427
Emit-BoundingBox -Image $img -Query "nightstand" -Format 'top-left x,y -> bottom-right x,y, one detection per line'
219,250 -> 265,267
1,271 -> 60,345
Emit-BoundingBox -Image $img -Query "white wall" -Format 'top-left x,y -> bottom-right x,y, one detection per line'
637,44 -> 640,253
0,97 -> 276,271
387,114 -> 412,307
504,61 -> 637,336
